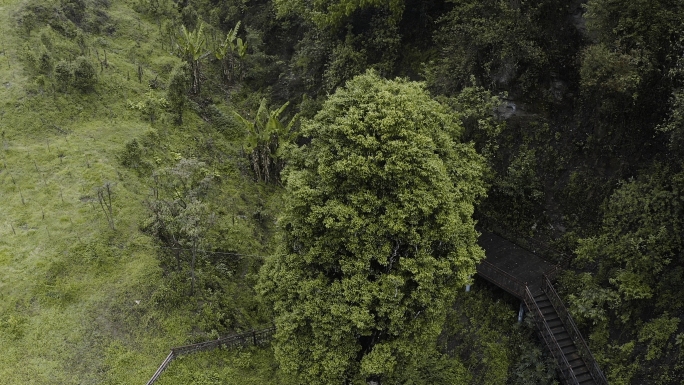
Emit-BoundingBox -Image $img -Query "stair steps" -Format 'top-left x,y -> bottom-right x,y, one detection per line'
532,292 -> 597,385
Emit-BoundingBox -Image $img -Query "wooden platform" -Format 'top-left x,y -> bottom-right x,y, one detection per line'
478,230 -> 555,294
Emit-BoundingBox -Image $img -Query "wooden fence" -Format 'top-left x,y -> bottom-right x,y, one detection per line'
145,327 -> 275,385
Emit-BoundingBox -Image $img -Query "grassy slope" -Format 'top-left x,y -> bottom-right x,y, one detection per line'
155,347 -> 293,385
0,1 -> 197,383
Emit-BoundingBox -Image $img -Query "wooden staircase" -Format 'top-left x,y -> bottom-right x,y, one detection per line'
476,255 -> 608,385
531,290 -> 597,385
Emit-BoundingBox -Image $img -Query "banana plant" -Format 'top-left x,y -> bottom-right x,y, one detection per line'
214,21 -> 247,83
214,21 -> 240,60
236,37 -> 248,58
233,99 -> 299,183
176,21 -> 207,94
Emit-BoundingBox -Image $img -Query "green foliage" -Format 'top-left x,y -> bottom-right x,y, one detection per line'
273,0 -> 404,27
37,48 -> 54,76
442,83 -> 504,152
576,168 -> 684,312
155,346 -> 297,385
214,21 -> 248,83
563,272 -> 620,326
499,146 -> 544,202
54,59 -> 73,91
39,26 -> 54,50
176,21 -> 207,94
127,89 -> 169,123
580,44 -> 641,97
427,0 -> 548,95
601,341 -> 639,385
0,313 -> 28,340
72,56 -> 96,91
60,0 -> 87,25
445,289 -> 558,385
323,29 -> 367,93
118,138 -> 152,175
639,314 -> 680,361
233,99 -> 299,183
144,158 -> 215,294
15,0 -> 113,37
659,89 -> 684,155
258,71 -> 487,383
6,0 -> 684,382
576,0 -> 684,156
509,346 -> 559,385
166,62 -> 191,124
141,155 -> 271,331
133,0 -> 175,20
570,166 -> 684,380
584,0 -> 684,62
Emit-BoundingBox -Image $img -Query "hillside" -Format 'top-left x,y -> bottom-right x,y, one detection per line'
0,0 -> 275,383
1,0 -> 683,384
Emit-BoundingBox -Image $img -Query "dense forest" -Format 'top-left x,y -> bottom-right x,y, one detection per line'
0,0 -> 683,383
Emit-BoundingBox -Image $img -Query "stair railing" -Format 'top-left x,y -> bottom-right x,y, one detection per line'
476,260 -> 527,298
477,260 -> 581,385
523,286 -> 579,385
542,275 -> 609,385
146,327 -> 275,385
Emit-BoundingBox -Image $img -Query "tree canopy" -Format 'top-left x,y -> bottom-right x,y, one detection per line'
258,71 -> 487,383
273,0 -> 404,27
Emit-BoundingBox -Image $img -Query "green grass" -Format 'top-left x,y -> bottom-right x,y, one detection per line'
0,1 -> 202,383
155,346 -> 294,385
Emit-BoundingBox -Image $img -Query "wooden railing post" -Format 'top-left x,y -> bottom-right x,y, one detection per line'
146,326 -> 276,385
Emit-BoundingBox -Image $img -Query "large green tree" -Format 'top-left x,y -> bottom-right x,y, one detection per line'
258,71 -> 487,384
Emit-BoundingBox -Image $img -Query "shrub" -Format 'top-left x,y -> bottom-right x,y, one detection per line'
39,27 -> 53,50
60,0 -> 87,25
37,48 -> 53,75
54,60 -> 72,91
72,56 -> 96,91
166,62 -> 191,124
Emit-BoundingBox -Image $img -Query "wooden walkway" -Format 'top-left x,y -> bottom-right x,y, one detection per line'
146,231 -> 608,385
478,231 -> 555,293
477,231 -> 607,385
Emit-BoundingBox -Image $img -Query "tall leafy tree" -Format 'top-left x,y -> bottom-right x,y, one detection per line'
144,159 -> 215,295
166,62 -> 191,124
258,71 -> 487,384
273,0 -> 404,27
